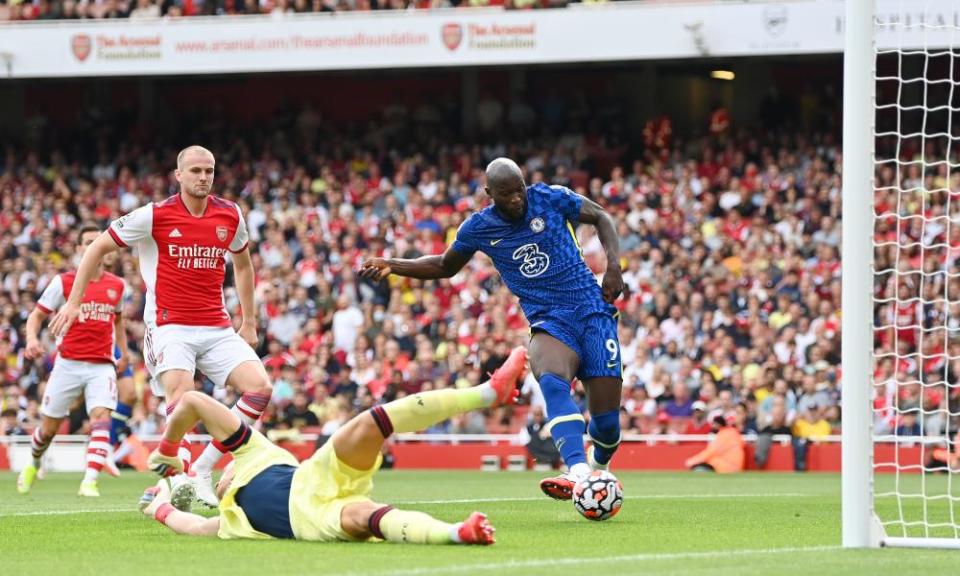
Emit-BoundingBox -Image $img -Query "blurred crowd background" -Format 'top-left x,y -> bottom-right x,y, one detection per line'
1,53 -> 951,468
5,0 -> 609,21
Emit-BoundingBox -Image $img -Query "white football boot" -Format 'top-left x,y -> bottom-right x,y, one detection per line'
189,471 -> 220,509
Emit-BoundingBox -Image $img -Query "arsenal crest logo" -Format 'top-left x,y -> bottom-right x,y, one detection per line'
107,289 -> 117,300
71,34 -> 92,62
442,23 -> 463,51
763,5 -> 788,38
216,226 -> 228,242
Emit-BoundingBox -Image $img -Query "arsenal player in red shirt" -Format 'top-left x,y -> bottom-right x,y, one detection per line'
51,146 -> 272,508
19,225 -> 127,498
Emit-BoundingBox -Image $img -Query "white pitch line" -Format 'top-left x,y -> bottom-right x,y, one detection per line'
346,545 -> 843,576
0,508 -> 134,518
0,493 -> 814,517
393,492 -> 810,505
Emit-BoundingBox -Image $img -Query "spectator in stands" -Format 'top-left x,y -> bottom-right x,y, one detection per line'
519,369 -> 545,416
523,405 -> 561,468
754,400 -> 792,469
792,403 -> 831,472
683,401 -> 711,434
662,381 -> 695,422
929,431 -> 960,472
0,84 -> 858,461
1,408 -> 24,435
281,390 -> 320,430
733,401 -> 758,435
271,365 -> 298,406
895,412 -> 922,437
320,402 -> 352,437
684,416 -> 745,474
128,0 -> 160,18
130,396 -> 164,437
332,295 -> 364,354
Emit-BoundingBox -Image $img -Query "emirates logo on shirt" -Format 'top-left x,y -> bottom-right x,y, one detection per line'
168,244 -> 228,270
79,302 -> 115,323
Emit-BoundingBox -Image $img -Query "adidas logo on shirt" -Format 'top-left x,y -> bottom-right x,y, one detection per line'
169,228 -> 182,238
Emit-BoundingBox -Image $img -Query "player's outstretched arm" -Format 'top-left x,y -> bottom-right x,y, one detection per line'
141,482 -> 221,537
577,197 -> 623,303
359,246 -> 471,281
231,248 -> 258,347
49,233 -> 121,337
114,312 -> 129,374
162,512 -> 221,536
23,307 -> 50,360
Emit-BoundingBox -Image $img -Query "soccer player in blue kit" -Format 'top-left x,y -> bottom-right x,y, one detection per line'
360,158 -> 624,500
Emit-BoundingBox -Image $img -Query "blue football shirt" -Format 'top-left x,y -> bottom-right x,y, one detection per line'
451,183 -> 605,317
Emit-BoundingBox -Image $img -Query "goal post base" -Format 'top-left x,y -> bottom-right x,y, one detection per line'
882,538 -> 960,550
870,514 -> 886,549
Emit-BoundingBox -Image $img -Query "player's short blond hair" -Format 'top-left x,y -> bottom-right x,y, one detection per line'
176,145 -> 215,170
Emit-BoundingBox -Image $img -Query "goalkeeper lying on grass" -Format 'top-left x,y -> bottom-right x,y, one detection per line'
140,346 -> 528,545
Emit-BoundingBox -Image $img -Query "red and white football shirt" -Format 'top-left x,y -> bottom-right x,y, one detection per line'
108,194 -> 248,328
37,271 -> 124,364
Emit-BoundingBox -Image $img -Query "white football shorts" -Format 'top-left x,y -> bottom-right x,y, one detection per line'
42,357 -> 118,418
144,324 -> 261,397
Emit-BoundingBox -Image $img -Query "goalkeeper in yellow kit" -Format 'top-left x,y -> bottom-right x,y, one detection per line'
139,347 -> 527,545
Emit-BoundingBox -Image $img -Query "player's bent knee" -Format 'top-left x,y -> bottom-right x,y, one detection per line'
585,377 -> 622,411
332,417 -> 384,472
89,407 -> 111,420
227,361 -> 272,394
531,366 -> 574,383
254,377 -> 272,396
180,390 -> 213,412
340,501 -> 379,540
41,417 -> 63,437
341,414 -> 383,447
163,373 -> 195,404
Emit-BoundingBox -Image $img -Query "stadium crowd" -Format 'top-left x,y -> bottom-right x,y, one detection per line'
2,85 -> 946,463
2,0 -> 589,21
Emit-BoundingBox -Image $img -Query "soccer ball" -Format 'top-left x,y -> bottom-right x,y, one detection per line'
572,470 -> 623,521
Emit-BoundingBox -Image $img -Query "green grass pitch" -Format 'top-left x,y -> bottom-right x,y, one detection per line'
2,471 -> 959,575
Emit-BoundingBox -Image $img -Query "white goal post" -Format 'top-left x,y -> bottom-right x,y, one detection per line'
844,0 -> 960,549
842,0 -> 877,550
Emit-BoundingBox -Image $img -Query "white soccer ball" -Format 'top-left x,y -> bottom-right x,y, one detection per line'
572,470 -> 623,521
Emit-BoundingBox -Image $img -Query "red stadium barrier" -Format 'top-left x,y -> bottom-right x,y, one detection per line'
236,440 -> 913,473
385,442 -> 921,473
0,437 -> 927,473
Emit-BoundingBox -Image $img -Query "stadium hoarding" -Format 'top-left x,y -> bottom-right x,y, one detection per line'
0,0 -> 957,78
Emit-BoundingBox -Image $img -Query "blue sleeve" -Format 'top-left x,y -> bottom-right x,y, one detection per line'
450,217 -> 478,258
546,184 -> 583,223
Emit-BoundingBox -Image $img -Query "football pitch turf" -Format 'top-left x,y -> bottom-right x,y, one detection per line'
2,471 -> 959,575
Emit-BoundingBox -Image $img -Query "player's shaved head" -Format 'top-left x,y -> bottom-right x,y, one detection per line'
484,157 -> 527,221
485,157 -> 524,191
176,145 -> 216,201
177,145 -> 215,170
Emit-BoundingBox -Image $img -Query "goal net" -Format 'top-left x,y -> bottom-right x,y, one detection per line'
847,0 -> 960,549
